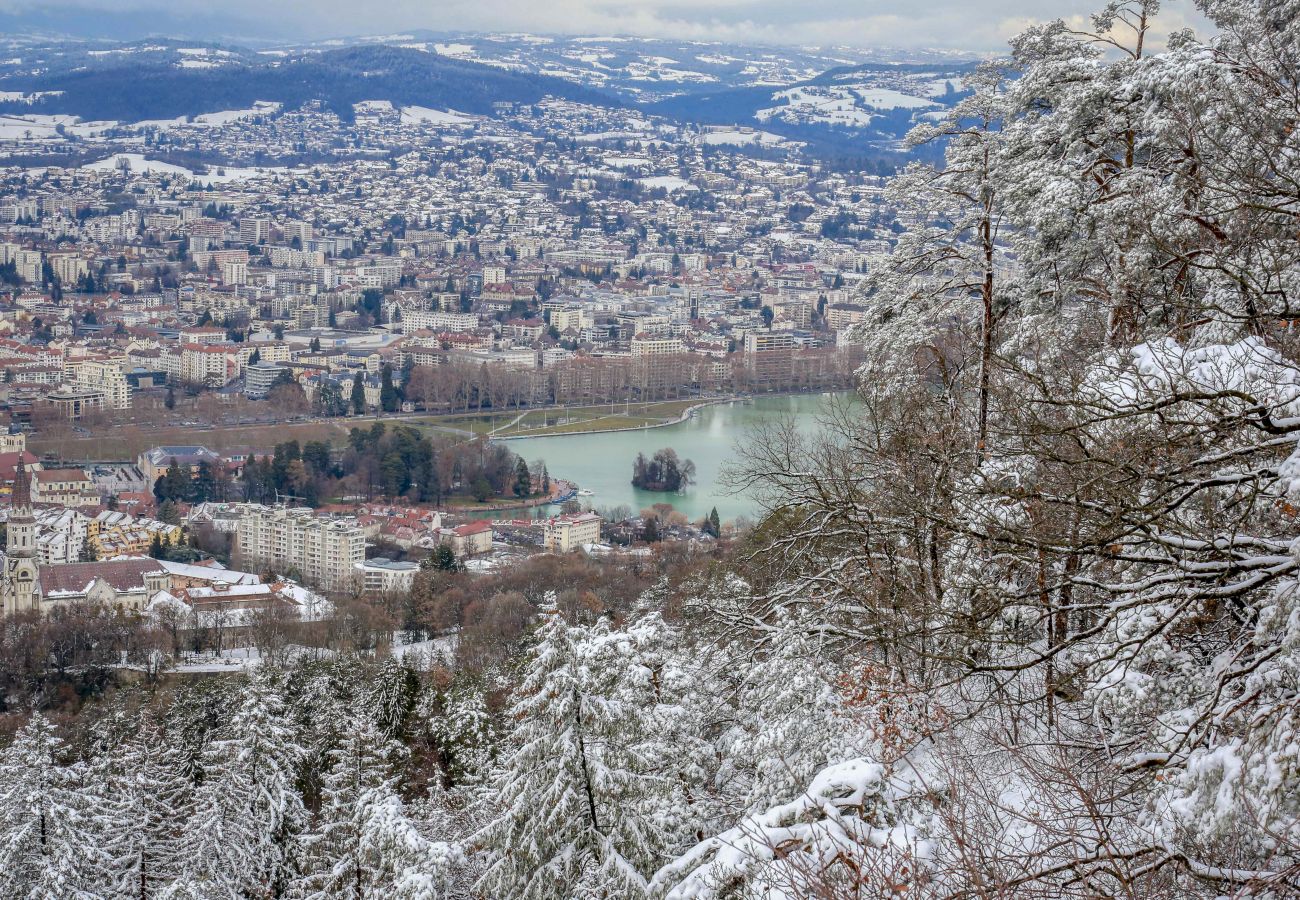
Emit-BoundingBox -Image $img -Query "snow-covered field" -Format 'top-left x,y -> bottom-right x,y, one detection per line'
0,113 -> 117,140
390,633 -> 459,669
400,106 -> 476,127
80,153 -> 295,183
191,102 -> 281,126
639,175 -> 696,191
700,129 -> 785,147
756,83 -> 938,128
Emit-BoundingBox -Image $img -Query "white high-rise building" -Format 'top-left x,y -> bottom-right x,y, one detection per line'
234,505 -> 365,592
69,360 -> 131,410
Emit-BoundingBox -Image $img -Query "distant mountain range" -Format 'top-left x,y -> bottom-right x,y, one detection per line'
0,33 -> 981,161
0,44 -> 617,122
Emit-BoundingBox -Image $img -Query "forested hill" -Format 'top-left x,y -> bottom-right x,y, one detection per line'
0,45 -> 619,122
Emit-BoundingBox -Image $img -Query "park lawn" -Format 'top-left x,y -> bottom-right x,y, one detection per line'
498,415 -> 642,436
493,399 -> 706,437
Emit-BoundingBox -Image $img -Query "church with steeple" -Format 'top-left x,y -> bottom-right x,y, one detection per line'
2,457 -> 41,614
1,457 -> 179,615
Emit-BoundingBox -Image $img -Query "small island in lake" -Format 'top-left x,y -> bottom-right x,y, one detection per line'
631,448 -> 696,493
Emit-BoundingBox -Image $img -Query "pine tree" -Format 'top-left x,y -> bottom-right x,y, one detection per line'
513,457 -> 531,498
0,713 -> 114,897
351,373 -> 366,416
475,605 -> 689,898
173,675 -> 307,898
380,364 -> 400,413
294,718 -> 459,900
368,654 -> 421,745
96,720 -> 194,898
704,507 -> 721,538
425,682 -> 497,784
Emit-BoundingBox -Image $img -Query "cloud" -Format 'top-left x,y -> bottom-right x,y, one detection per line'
0,0 -> 1211,51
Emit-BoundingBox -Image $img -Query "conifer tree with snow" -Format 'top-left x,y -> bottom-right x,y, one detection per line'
422,680 -> 498,784
0,713 -> 115,898
369,653 -> 422,745
474,602 -> 694,898
171,674 -> 307,898
293,718 -> 459,900
94,720 -> 194,898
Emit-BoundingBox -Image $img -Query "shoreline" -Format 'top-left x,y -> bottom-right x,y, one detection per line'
493,396 -> 735,441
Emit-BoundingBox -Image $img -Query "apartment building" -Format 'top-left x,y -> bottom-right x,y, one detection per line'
631,334 -> 686,357
632,333 -> 686,395
90,510 -> 183,557
48,253 -> 88,285
743,330 -> 796,388
239,217 -> 270,245
436,521 -> 493,557
34,507 -> 90,564
543,512 -> 602,553
353,557 -> 419,596
234,504 -> 366,592
69,359 -> 131,409
548,306 -> 591,333
12,249 -> 42,284
245,361 -> 292,398
137,445 -> 224,486
400,309 -> 478,334
181,344 -> 236,387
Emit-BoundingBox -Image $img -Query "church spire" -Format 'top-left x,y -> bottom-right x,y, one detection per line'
11,456 -> 30,511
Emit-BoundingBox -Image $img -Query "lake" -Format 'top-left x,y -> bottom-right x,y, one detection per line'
502,392 -> 854,523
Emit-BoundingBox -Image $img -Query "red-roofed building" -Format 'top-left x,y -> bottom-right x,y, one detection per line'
437,520 -> 493,557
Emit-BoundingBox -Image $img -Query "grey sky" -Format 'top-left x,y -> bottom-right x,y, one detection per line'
0,0 -> 1210,51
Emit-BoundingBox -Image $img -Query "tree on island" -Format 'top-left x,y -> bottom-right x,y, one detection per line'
513,458 -> 531,498
631,448 -> 696,493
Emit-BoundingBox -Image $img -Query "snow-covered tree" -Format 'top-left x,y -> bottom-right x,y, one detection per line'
294,718 -> 459,900
171,674 -> 307,898
369,654 -> 421,744
423,680 -> 497,784
474,604 -> 697,898
0,713 -> 114,898
95,721 -> 194,898
867,60 -> 1013,457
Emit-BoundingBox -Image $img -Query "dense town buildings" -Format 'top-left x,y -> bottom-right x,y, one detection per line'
0,87 -> 893,616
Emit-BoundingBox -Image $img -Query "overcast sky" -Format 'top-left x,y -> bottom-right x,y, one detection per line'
0,0 -> 1210,51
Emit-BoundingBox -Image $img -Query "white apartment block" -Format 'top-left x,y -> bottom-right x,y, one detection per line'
400,309 -> 479,334
269,247 -> 326,268
13,249 -> 42,284
234,505 -> 366,592
34,508 -> 90,565
48,254 -> 89,285
631,334 -> 686,357
69,359 -> 131,409
239,217 -> 270,244
222,261 -> 248,286
181,344 -> 235,387
549,307 -> 592,333
543,512 -> 602,553
353,558 -> 419,595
